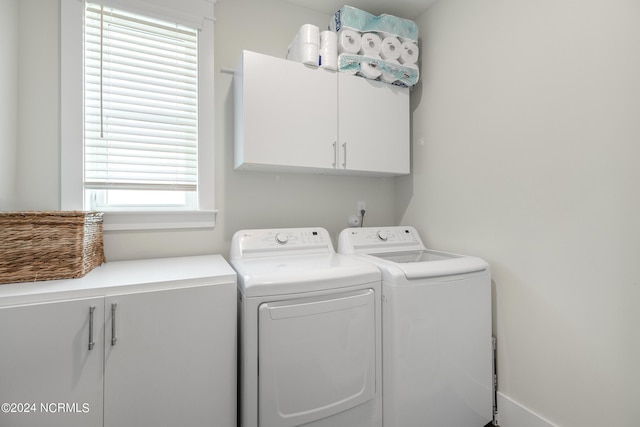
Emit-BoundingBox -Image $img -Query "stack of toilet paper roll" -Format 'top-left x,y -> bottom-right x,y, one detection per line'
331,6 -> 420,87
336,29 -> 419,86
287,24 -> 339,71
319,30 -> 338,70
287,24 -> 320,67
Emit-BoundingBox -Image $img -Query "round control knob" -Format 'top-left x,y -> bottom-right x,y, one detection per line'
275,233 -> 289,244
377,230 -> 389,241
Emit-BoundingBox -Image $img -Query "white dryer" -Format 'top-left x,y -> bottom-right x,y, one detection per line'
230,227 -> 382,427
338,226 -> 493,427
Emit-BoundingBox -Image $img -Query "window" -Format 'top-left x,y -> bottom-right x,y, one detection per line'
61,0 -> 215,230
84,4 -> 198,211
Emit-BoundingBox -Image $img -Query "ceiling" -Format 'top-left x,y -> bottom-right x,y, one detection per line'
283,0 -> 438,20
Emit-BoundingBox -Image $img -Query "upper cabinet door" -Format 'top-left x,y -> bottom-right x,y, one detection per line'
235,51 -> 338,172
337,73 -> 410,175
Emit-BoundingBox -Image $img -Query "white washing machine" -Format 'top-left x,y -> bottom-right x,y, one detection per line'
338,226 -> 493,427
230,227 -> 383,427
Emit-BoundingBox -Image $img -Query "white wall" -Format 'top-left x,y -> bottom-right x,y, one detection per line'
0,0 -> 18,209
13,0 -> 398,259
16,0 -> 59,211
399,1 -> 640,426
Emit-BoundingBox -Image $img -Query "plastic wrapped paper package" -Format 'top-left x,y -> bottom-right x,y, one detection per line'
329,5 -> 420,87
330,5 -> 419,43
319,30 -> 338,70
338,54 -> 419,87
287,24 -> 320,66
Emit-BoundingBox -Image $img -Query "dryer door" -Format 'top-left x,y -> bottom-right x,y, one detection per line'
258,289 -> 376,427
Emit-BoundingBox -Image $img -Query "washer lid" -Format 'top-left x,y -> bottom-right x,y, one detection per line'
371,250 -> 457,263
232,253 -> 380,297
366,250 -> 488,279
338,226 -> 488,279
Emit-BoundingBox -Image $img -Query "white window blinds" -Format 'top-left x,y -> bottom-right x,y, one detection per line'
84,3 -> 198,192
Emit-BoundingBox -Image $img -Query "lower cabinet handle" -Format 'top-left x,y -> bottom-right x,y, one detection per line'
332,141 -> 337,167
88,305 -> 96,351
342,142 -> 347,168
111,303 -> 118,346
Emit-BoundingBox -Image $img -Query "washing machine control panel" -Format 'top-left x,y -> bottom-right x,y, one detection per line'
338,226 -> 425,254
232,227 -> 334,258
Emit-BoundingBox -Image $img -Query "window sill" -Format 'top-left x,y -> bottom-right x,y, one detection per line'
102,210 -> 217,232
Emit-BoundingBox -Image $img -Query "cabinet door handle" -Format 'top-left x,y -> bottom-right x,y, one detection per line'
88,305 -> 96,351
332,141 -> 337,167
111,303 -> 118,346
342,142 -> 347,169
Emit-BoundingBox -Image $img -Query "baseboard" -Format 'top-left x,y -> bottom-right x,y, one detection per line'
496,392 -> 559,427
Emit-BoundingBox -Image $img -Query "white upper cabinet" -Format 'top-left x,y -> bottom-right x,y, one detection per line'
235,50 -> 410,176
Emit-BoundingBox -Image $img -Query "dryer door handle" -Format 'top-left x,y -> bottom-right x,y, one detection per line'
264,289 -> 372,320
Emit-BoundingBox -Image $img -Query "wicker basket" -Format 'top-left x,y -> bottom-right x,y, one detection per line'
0,211 -> 106,285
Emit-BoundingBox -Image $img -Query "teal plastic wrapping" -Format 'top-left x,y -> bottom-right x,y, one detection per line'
338,54 -> 419,88
330,5 -> 419,43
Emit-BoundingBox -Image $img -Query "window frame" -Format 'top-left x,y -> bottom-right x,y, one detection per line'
60,0 -> 216,231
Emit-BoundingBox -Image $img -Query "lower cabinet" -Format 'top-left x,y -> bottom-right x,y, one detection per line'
0,267 -> 236,427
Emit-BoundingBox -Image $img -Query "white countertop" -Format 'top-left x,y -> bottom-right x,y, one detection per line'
0,255 -> 236,307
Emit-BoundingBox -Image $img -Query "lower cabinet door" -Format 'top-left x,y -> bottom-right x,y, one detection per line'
103,284 -> 236,427
0,297 -> 105,427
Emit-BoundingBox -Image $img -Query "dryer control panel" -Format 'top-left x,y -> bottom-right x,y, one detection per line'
230,227 -> 334,259
338,226 -> 425,254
